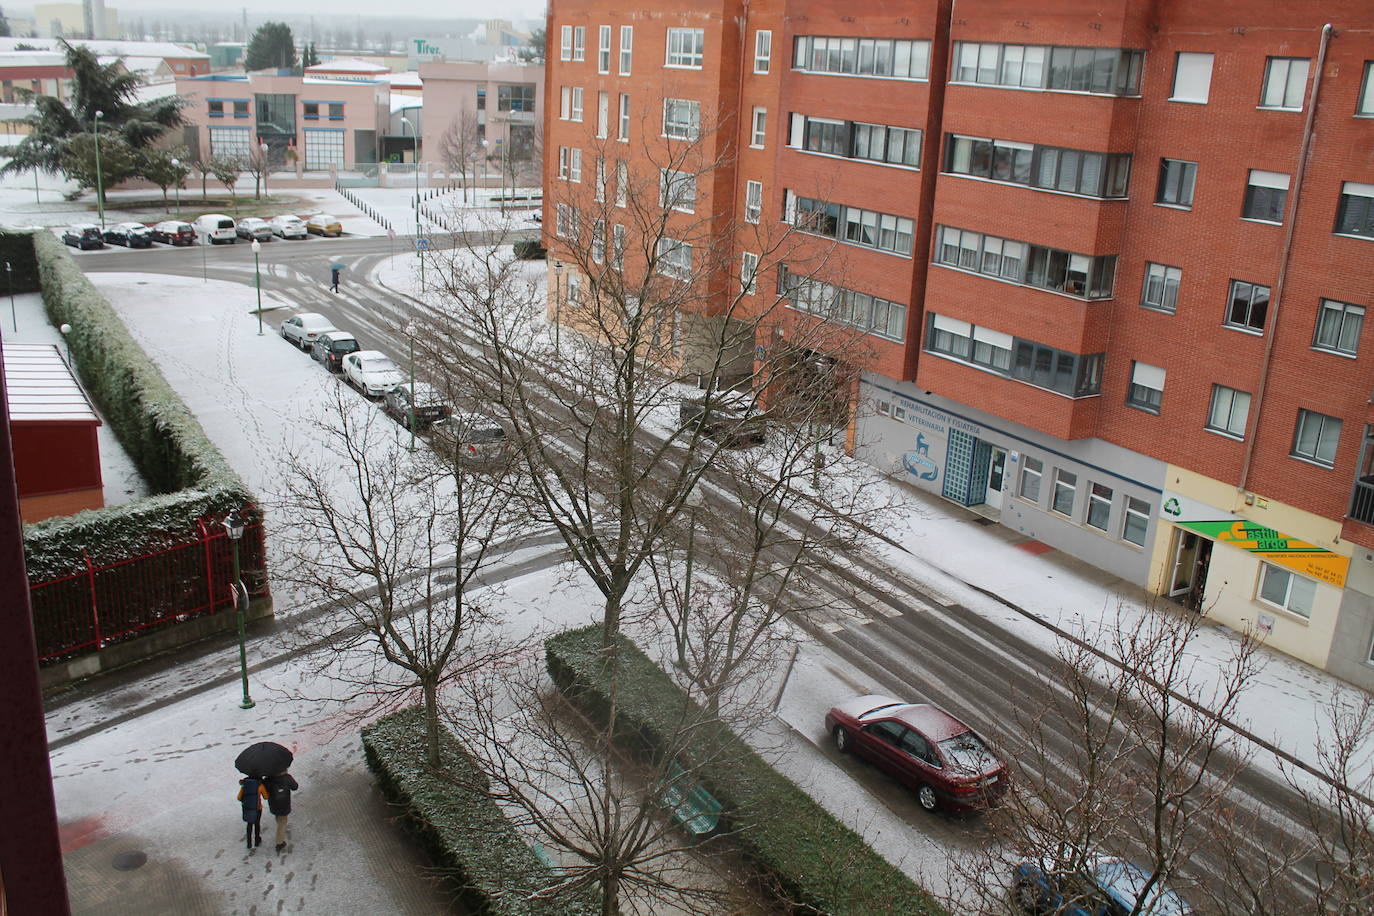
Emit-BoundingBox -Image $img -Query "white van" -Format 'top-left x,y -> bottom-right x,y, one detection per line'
194,213 -> 237,245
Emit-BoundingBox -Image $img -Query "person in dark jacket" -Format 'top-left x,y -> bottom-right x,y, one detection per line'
264,771 -> 299,853
237,776 -> 267,851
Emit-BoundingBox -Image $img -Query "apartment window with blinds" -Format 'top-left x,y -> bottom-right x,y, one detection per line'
618,94 -> 630,141
615,160 -> 628,207
1157,158 -> 1197,207
925,314 -> 1012,371
944,134 -> 1130,198
744,180 -> 762,223
793,36 -> 931,80
1292,409 -> 1342,467
1243,170 -> 1289,223
789,192 -> 914,256
1207,385 -> 1251,439
777,266 -> 906,341
1141,262 -> 1181,313
790,114 -> 921,169
1335,182 -> 1374,238
1171,52 -> 1213,103
934,225 -> 1117,299
1312,299 -> 1364,356
1261,57 -> 1310,110
1126,361 -> 1165,413
952,42 -> 1143,95
751,108 -> 767,148
560,25 -> 572,61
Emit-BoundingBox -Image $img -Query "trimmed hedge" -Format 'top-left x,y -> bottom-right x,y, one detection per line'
21,229 -> 254,581
546,625 -> 949,916
361,706 -> 597,916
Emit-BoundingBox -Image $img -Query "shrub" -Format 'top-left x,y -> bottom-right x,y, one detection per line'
362,707 -> 597,916
546,625 -> 949,916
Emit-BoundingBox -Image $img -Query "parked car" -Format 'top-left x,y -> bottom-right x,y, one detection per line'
104,222 -> 152,248
279,312 -> 337,350
341,350 -> 404,398
236,217 -> 273,241
678,392 -> 766,447
1012,857 -> 1192,916
62,224 -> 105,250
824,695 -> 1008,813
193,213 -> 237,244
309,330 -> 361,372
269,215 -> 308,239
150,220 -> 196,246
306,214 -> 343,237
434,412 -> 510,465
382,382 -> 452,431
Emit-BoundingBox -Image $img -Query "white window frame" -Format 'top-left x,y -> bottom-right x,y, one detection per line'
572,26 -> 585,62
663,98 -> 701,140
560,25 -> 573,61
619,26 -> 633,76
1127,361 -> 1165,413
615,160 -> 628,208
598,25 -> 611,73
592,219 -> 606,264
1051,468 -> 1078,517
1258,563 -> 1317,619
569,148 -> 582,183
611,223 -> 626,269
1359,62 -> 1374,117
754,30 -> 772,74
1122,496 -> 1150,547
596,90 -> 609,138
618,93 -> 630,141
744,179 -> 763,224
556,202 -> 571,238
665,27 -> 705,69
559,86 -> 571,120
741,251 -> 759,294
1170,52 -> 1213,103
1086,482 -> 1112,532
557,146 -> 569,180
570,87 -> 584,122
656,236 -> 692,280
1243,169 -> 1290,224
594,157 -> 606,203
1206,385 -> 1251,439
751,107 -> 767,148
1292,408 -> 1342,467
1141,262 -> 1181,313
660,168 -> 696,213
1260,57 -> 1310,110
1018,456 -> 1043,503
1312,299 -> 1364,357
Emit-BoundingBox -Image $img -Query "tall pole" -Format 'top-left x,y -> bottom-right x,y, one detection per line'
407,325 -> 416,452
32,166 -> 38,204
403,117 -> 425,293
224,510 -> 255,710
499,141 -> 506,218
260,142 -> 269,199
6,262 -> 13,334
251,239 -> 264,335
92,110 -> 105,230
553,263 -> 562,355
171,157 -> 182,218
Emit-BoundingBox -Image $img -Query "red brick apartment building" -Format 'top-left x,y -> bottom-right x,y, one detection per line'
543,0 -> 1374,688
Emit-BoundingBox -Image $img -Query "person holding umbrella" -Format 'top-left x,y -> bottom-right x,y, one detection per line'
329,262 -> 343,293
235,742 -> 295,852
265,769 -> 299,853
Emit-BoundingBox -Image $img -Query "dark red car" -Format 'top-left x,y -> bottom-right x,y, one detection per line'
150,220 -> 196,246
824,695 -> 1008,813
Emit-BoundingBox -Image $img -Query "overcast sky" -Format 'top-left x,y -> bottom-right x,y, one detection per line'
61,0 -> 547,20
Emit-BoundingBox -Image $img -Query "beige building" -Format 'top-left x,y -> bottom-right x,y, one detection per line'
419,59 -> 542,178
33,2 -> 118,40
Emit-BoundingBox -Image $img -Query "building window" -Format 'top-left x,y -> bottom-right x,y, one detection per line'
1313,299 -> 1364,356
209,99 -> 225,117
1127,361 -> 1165,413
1086,482 -> 1112,532
619,26 -> 633,75
615,160 -> 628,207
1258,563 -> 1317,619
944,134 -> 1129,197
754,30 -> 772,74
559,86 -> 570,120
744,180 -> 762,224
925,314 -> 1012,371
572,26 -> 585,61
611,223 -> 625,270
592,219 -> 605,264
498,84 -> 536,112
569,148 -> 582,183
751,107 -> 767,148
933,225 -> 1116,299
303,129 -> 344,170
791,115 -> 922,169
1157,158 -> 1197,207
1019,456 -> 1043,502
740,251 -> 759,295
1141,262 -> 1181,313
656,237 -> 692,279
598,25 -> 611,73
570,87 -> 583,122
558,146 -> 569,180
1051,469 -> 1078,516
209,126 -> 251,159
663,98 -> 701,140
1359,63 -> 1374,116
596,91 -> 609,138
789,193 -> 914,256
1122,496 -> 1150,547
780,266 -> 906,341
555,204 -> 579,239
1350,427 -> 1374,526
794,35 -> 931,80
660,168 -> 696,212
618,93 -> 630,141
560,25 -> 572,61
1206,385 -> 1251,439
1225,280 -> 1271,333
1335,181 -> 1374,238
328,103 -> 343,119
952,42 -> 1143,95
233,100 -> 249,118
1171,52 -> 1214,103
1292,409 -> 1342,467
1011,340 -> 1103,397
594,157 -> 606,203
1261,57 -> 1309,110
1243,170 -> 1289,223
665,28 -> 705,68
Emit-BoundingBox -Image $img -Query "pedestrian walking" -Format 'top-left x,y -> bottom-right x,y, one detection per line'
264,770 -> 299,853
238,775 -> 268,851
330,266 -> 341,293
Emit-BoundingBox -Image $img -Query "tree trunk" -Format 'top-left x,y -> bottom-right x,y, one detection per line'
422,678 -> 441,767
599,869 -> 619,916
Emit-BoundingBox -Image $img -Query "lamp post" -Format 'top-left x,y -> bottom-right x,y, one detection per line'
676,483 -> 705,669
552,261 -> 563,355
170,156 -> 182,218
251,239 -> 264,335
223,509 -> 255,710
405,321 -> 417,452
400,116 -> 424,292
6,261 -> 14,333
92,110 -> 105,230
259,142 -> 269,199
59,322 -> 72,365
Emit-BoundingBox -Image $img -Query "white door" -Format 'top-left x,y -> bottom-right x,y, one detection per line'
985,447 -> 1007,510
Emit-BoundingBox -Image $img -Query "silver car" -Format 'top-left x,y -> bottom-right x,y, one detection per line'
236,217 -> 273,241
279,312 -> 337,350
269,215 -> 308,239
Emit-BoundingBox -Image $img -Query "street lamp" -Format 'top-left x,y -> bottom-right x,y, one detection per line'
92,110 -> 105,230
552,261 -> 563,355
405,322 -> 418,451
59,322 -> 72,365
400,116 -> 424,291
251,239 -> 264,335
223,508 -> 255,710
676,483 -> 706,669
259,142 -> 269,199
170,156 -> 182,218
5,261 -> 14,333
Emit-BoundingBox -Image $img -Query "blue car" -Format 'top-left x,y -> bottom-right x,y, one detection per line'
1013,857 -> 1192,916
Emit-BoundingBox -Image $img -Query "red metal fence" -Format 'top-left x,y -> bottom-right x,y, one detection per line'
29,519 -> 269,664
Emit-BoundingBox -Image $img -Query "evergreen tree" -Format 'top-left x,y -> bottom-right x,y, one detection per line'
60,133 -> 138,205
244,22 -> 297,72
301,42 -> 320,69
0,7 -> 11,38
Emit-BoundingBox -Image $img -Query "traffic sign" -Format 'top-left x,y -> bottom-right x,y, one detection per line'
415,237 -> 430,251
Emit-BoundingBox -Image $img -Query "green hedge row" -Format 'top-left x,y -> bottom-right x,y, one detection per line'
361,706 -> 597,916
21,230 -> 253,581
546,625 -> 949,916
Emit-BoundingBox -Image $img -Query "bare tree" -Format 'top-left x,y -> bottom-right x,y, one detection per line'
271,383 -> 519,764
240,143 -> 274,200
438,111 -> 483,203
190,152 -> 215,199
210,155 -> 241,207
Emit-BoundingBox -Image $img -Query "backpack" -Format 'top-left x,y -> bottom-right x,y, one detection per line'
240,778 -> 262,823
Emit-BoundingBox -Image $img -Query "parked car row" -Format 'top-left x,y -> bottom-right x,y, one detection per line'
61,212 -> 341,251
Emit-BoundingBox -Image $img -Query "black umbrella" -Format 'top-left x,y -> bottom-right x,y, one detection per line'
235,741 -> 293,778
